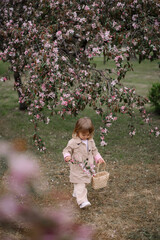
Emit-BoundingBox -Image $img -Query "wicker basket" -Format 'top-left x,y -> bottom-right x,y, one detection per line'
92,162 -> 109,190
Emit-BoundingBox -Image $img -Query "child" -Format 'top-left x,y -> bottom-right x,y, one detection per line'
63,117 -> 105,209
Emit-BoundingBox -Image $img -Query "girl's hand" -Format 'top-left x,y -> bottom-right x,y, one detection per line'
65,156 -> 71,162
98,158 -> 105,164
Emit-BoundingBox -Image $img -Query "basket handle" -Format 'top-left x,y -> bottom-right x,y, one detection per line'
97,161 -> 106,173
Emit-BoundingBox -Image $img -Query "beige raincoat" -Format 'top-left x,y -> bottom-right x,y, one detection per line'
63,136 -> 102,183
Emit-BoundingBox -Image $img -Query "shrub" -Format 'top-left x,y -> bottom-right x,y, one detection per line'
148,83 -> 160,113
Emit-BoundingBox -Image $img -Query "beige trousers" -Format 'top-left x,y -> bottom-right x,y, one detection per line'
73,183 -> 88,205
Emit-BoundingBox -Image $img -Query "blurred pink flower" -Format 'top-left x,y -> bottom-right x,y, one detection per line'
6,153 -> 39,195
100,140 -> 107,147
0,195 -> 19,220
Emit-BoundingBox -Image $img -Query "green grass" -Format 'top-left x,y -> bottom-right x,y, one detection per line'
91,57 -> 160,97
124,60 -> 160,96
0,61 -> 10,76
0,59 -> 160,165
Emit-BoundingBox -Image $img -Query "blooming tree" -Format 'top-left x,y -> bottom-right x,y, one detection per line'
0,0 -> 159,150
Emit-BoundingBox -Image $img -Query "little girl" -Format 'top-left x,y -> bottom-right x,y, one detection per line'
63,117 -> 105,209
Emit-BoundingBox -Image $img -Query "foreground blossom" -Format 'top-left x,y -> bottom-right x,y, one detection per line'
0,140 -> 93,240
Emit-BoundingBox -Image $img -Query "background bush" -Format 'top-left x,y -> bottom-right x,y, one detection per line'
148,83 -> 160,113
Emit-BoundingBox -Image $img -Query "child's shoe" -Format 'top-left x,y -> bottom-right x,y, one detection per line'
79,201 -> 91,209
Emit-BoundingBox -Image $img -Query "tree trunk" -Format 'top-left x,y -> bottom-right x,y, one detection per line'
14,71 -> 27,110
103,49 -> 106,65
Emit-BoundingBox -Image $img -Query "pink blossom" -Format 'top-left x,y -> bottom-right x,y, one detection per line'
41,83 -> 46,91
92,23 -> 96,29
66,29 -> 74,36
0,77 -> 7,82
96,110 -> 101,115
121,106 -> 125,110
113,21 -> 117,27
129,130 -> 136,136
104,30 -> 111,41
115,25 -> 121,31
9,154 -> 39,181
145,118 -> 150,123
100,140 -> 107,147
132,14 -> 138,21
56,30 -> 62,39
154,20 -> 159,27
61,100 -> 68,106
132,23 -> 138,29
100,127 -> 108,134
114,55 -> 124,62
88,95 -> 92,100
84,6 -> 90,11
44,42 -> 51,48
117,2 -> 125,8
68,68 -> 75,74
0,195 -> 19,220
62,56 -> 67,61
111,80 -> 118,86
56,30 -> 62,36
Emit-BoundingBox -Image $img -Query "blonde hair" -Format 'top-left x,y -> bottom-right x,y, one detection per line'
73,117 -> 94,138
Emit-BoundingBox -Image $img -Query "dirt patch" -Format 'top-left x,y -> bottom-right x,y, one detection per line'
39,156 -> 160,240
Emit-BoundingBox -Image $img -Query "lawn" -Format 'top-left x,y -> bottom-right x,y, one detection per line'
0,59 -> 160,240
